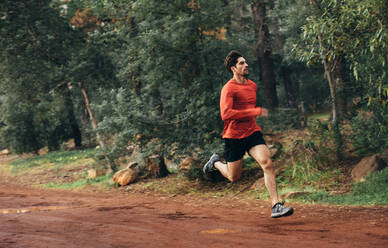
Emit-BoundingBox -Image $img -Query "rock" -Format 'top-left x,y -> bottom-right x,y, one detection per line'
0,149 -> 10,156
145,155 -> 169,178
64,139 -> 75,149
87,168 -> 105,179
178,157 -> 198,172
112,167 -> 138,186
38,147 -> 48,155
351,155 -> 386,182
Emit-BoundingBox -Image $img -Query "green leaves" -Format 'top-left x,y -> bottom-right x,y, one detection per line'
0,0 -> 86,153
86,0 -> 230,162
297,0 -> 387,108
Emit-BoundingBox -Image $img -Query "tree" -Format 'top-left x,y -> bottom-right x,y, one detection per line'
0,0 -> 84,153
295,0 -> 387,157
251,0 -> 279,109
86,0 -> 233,165
273,0 -> 330,112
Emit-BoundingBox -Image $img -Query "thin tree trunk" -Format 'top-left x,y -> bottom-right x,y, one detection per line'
323,58 -> 338,125
318,36 -> 343,160
318,37 -> 338,125
79,82 -> 114,173
251,1 -> 279,109
332,59 -> 347,119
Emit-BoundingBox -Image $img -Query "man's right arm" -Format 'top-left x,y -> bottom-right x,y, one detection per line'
220,85 -> 262,121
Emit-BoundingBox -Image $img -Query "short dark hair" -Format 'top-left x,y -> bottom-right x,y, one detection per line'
225,50 -> 242,74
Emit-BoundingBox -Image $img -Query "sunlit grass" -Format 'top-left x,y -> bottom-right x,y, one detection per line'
298,167 -> 388,206
2,144 -> 387,207
43,175 -> 113,190
308,112 -> 330,122
8,148 -> 97,174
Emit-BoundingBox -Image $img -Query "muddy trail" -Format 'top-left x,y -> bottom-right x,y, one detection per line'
0,179 -> 388,248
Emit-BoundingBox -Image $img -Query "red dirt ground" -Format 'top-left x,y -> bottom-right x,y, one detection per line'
1,177 -> 388,248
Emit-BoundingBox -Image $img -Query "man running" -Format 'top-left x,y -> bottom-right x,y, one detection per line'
203,50 -> 293,218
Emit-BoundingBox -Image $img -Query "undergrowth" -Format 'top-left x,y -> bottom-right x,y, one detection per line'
298,167 -> 388,205
43,175 -> 113,190
276,161 -> 342,190
1,134 -> 387,207
8,148 -> 97,174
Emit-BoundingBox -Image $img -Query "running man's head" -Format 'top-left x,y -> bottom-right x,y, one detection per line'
224,50 -> 249,78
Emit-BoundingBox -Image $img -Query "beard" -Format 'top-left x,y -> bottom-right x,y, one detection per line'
243,73 -> 249,79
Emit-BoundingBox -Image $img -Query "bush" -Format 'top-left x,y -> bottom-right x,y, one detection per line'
350,109 -> 388,156
0,94 -> 75,154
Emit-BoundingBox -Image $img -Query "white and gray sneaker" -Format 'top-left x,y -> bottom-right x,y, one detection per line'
271,201 -> 294,218
202,153 -> 220,177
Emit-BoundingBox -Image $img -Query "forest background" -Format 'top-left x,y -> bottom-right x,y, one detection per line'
0,0 -> 387,185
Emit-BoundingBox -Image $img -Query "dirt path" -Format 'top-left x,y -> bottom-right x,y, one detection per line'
0,179 -> 387,248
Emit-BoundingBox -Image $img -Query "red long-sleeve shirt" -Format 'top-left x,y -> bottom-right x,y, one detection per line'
220,78 -> 262,139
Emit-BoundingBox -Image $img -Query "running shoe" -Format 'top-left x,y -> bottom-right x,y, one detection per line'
271,201 -> 294,218
202,153 -> 220,177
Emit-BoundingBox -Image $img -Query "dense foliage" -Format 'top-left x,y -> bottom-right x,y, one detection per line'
0,0 -> 83,153
0,0 -> 386,169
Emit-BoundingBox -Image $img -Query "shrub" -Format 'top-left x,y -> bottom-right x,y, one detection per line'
349,109 -> 388,156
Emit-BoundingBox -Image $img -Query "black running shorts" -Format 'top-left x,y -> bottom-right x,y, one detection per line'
224,131 -> 266,162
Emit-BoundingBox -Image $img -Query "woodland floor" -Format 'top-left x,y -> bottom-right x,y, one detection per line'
1,153 -> 388,248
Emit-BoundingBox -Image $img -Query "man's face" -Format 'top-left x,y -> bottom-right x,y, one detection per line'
232,57 -> 249,77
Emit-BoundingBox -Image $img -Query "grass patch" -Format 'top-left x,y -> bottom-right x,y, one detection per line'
308,112 -> 330,122
43,175 -> 113,190
298,167 -> 388,205
7,148 -> 97,174
276,161 -> 342,191
243,157 -> 258,168
1,139 -> 386,207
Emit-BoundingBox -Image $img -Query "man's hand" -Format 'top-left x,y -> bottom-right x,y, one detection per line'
260,108 -> 268,117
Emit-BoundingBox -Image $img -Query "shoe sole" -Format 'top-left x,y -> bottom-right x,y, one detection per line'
202,162 -> 212,175
202,155 -> 218,175
271,208 -> 294,218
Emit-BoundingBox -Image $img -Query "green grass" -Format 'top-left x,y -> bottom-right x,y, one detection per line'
298,167 -> 388,205
3,144 -> 387,207
276,160 -> 342,190
308,112 -> 330,122
43,175 -> 113,189
8,148 -> 97,173
243,157 -> 258,168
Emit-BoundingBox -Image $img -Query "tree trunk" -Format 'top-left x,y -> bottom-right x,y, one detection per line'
281,66 -> 297,108
332,59 -> 347,119
315,34 -> 338,126
318,36 -> 343,160
268,1 -> 283,54
79,82 -> 114,173
251,1 -> 279,109
323,57 -> 338,124
269,7 -> 298,109
63,88 -> 82,147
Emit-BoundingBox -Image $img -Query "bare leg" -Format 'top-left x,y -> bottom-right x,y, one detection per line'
214,159 -> 243,183
249,145 -> 279,206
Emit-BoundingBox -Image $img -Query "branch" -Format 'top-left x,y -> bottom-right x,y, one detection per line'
48,81 -> 68,94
